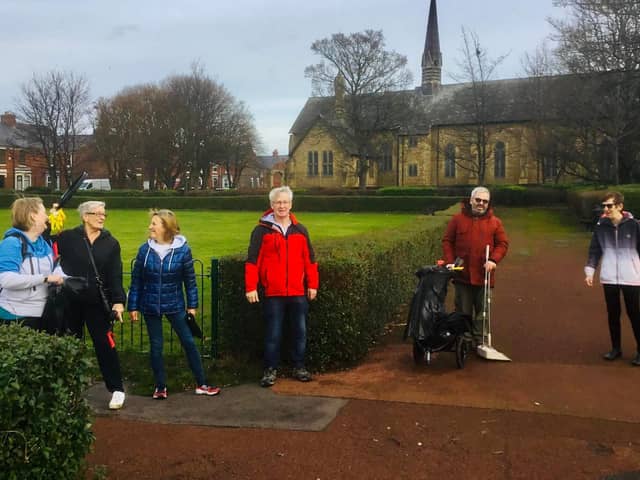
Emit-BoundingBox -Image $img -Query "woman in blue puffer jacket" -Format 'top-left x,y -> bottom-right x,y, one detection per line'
128,209 -> 220,399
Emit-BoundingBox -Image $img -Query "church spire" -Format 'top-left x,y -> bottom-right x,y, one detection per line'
421,0 -> 442,95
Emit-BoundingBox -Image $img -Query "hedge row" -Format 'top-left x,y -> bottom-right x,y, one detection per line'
567,188 -> 640,220
0,324 -> 94,479
0,187 -> 565,211
216,213 -> 449,371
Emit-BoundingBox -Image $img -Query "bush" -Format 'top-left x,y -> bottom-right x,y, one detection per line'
0,324 -> 94,479
216,214 -> 448,371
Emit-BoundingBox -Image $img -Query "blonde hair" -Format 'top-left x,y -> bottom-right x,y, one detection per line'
11,197 -> 44,231
150,209 -> 180,241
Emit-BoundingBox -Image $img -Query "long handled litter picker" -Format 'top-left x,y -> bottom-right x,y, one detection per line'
476,245 -> 511,361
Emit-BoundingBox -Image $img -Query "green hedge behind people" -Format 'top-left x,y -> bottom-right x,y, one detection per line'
245,186 -> 319,387
584,191 -> 640,366
128,209 -> 221,399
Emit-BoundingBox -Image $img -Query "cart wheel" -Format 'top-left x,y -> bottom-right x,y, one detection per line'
456,336 -> 469,369
412,341 -> 424,365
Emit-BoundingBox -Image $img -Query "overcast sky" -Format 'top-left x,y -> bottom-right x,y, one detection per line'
0,0 -> 570,155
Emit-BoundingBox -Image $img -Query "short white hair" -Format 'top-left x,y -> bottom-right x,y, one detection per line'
470,186 -> 490,199
78,201 -> 106,219
269,186 -> 293,203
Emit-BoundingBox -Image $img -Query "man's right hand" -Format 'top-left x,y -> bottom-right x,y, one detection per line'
246,290 -> 259,303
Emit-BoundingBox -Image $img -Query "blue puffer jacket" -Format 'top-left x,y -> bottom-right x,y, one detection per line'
127,235 -> 198,316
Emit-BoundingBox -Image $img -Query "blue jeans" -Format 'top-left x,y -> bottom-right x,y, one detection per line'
144,312 -> 206,388
263,296 -> 308,369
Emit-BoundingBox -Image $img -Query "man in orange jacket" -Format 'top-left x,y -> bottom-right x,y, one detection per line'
442,186 -> 509,343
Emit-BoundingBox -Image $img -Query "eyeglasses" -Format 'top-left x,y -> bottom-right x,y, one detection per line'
601,203 -> 616,209
86,212 -> 107,218
473,198 -> 489,205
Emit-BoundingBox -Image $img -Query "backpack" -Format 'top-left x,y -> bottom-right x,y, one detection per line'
5,232 -> 30,261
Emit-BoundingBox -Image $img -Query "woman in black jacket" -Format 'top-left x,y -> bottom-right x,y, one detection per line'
56,201 -> 127,410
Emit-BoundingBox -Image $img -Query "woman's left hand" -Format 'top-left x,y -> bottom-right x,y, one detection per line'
187,308 -> 197,316
112,303 -> 125,323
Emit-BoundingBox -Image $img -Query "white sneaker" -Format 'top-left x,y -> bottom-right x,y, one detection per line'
109,391 -> 125,410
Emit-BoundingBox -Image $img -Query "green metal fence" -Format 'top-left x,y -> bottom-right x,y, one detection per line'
94,257 -> 220,358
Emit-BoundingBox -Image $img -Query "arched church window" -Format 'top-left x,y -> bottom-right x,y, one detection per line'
444,143 -> 455,178
494,141 -> 506,178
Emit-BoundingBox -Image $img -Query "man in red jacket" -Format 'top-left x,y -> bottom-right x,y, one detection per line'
442,186 -> 509,343
245,186 -> 319,387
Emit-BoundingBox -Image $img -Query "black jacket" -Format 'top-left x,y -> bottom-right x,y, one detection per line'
56,226 -> 126,306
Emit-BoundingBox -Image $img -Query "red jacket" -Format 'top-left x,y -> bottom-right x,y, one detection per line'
442,202 -> 509,286
245,210 -> 319,297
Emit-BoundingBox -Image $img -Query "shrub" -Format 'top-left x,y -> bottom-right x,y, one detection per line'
0,324 -> 94,479
216,214 -> 448,371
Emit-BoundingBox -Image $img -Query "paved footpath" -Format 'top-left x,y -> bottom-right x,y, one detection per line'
87,208 -> 640,480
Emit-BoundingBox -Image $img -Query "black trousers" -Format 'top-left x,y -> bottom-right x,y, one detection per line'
602,284 -> 640,352
67,302 -> 124,393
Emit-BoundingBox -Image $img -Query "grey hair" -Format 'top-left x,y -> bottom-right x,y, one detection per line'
470,186 -> 490,199
269,186 -> 293,203
78,201 -> 106,219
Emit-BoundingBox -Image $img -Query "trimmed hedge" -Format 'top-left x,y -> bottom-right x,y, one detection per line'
567,187 -> 640,220
0,324 -> 94,479
217,213 -> 449,371
0,184 -> 567,211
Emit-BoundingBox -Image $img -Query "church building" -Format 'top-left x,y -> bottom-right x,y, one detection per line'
286,0 -> 562,188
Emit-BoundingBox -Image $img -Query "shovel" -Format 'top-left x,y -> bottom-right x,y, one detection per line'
477,245 -> 511,362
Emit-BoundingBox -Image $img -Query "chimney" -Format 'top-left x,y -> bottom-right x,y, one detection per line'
1,112 -> 16,128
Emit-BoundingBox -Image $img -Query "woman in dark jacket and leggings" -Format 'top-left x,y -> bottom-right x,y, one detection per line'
57,201 -> 127,410
128,209 -> 220,399
585,191 -> 640,366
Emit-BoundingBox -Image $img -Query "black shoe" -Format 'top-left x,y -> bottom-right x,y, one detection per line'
603,349 -> 622,361
632,352 -> 640,366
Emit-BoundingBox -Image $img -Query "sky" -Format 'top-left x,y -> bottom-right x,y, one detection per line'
0,0 -> 571,156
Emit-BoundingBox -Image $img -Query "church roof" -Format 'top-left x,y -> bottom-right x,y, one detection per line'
288,75 -> 571,154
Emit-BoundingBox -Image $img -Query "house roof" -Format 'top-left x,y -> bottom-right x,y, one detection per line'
0,122 -> 40,149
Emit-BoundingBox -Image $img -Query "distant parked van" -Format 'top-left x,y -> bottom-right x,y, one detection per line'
78,178 -> 111,191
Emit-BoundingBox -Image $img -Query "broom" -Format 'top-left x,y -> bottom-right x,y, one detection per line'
476,245 -> 511,361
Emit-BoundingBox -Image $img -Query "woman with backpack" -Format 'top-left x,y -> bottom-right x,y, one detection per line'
0,197 -> 63,328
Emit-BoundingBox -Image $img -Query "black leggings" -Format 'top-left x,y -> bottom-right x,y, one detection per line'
67,302 -> 124,393
603,284 -> 640,352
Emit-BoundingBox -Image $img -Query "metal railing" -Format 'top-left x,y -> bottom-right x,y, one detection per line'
93,258 -> 219,358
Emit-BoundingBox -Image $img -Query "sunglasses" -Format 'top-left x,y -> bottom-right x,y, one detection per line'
473,198 -> 489,205
601,203 -> 616,209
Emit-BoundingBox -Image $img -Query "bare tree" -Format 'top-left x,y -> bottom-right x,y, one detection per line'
305,30 -> 413,189
162,64 -> 234,190
549,0 -> 640,184
216,101 -> 262,189
448,28 -> 508,185
94,64 -> 258,191
16,70 -> 91,187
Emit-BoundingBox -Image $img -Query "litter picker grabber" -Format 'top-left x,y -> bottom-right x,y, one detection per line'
476,244 -> 511,361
